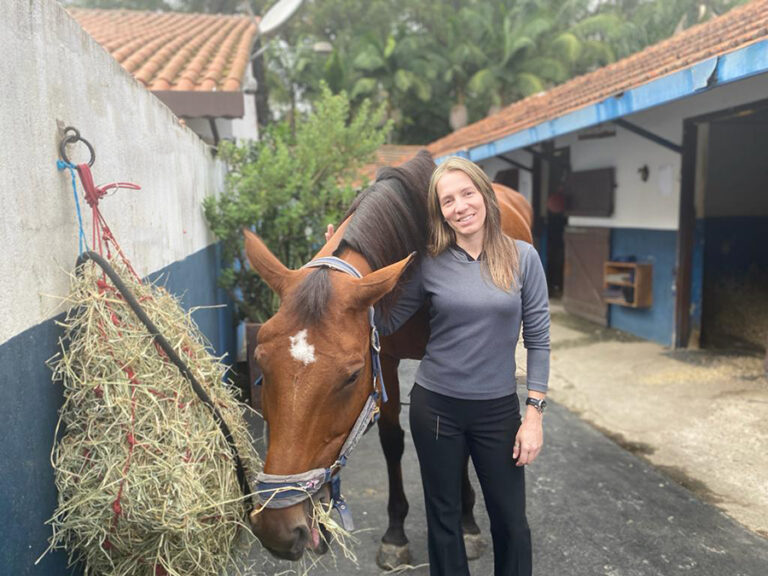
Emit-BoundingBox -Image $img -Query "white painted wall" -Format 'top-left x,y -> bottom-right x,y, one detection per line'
479,151 -> 534,204
231,65 -> 260,141
556,71 -> 768,230
184,84 -> 259,145
0,0 -> 226,345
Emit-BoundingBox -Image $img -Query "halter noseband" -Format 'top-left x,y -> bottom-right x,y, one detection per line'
253,256 -> 387,531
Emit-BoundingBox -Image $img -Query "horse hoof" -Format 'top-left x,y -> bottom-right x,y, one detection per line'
377,542 -> 412,570
464,532 -> 487,560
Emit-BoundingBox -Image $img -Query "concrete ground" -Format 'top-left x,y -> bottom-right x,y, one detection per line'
243,304 -> 768,575
545,301 -> 768,538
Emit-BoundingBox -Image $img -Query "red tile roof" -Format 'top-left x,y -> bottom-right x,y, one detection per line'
68,8 -> 258,92
428,0 -> 768,158
359,145 -> 424,181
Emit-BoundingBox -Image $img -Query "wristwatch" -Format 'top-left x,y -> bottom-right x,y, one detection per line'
525,397 -> 547,414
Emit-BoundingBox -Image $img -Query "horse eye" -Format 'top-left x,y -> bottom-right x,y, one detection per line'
345,370 -> 361,385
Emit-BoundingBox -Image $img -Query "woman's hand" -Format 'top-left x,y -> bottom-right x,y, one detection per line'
324,224 -> 335,243
513,410 -> 543,466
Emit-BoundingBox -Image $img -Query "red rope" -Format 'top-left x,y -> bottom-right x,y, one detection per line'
75,163 -> 141,280
73,162 -> 142,532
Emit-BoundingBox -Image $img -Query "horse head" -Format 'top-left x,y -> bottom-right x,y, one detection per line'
242,229 -> 413,559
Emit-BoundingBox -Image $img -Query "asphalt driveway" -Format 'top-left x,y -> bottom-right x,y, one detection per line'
244,360 -> 768,576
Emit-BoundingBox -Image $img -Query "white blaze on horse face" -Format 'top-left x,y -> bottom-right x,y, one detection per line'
289,329 -> 316,365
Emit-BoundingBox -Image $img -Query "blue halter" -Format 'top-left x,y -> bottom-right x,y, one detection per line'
253,256 -> 387,531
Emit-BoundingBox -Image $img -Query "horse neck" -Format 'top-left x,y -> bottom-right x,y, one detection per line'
312,215 -> 373,276
336,247 -> 372,277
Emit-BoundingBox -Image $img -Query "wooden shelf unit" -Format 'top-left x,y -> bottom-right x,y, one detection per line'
603,261 -> 653,308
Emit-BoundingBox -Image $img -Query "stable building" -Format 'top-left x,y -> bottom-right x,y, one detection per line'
428,0 -> 768,355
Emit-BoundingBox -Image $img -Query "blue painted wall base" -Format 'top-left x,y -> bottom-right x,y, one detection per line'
609,229 -> 678,347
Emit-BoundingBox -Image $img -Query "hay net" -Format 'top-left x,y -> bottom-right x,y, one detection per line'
46,255 -> 262,576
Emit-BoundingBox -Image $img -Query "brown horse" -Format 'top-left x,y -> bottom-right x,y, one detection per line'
245,151 -> 532,565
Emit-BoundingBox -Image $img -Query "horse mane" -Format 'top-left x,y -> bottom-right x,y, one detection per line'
287,268 -> 331,326
336,149 -> 436,315
289,149 -> 435,323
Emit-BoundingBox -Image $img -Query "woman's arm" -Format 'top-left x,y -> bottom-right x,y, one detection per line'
515,244 -> 551,466
520,245 -> 551,393
374,259 -> 426,336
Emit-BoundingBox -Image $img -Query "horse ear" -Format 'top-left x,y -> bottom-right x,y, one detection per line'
243,229 -> 297,297
350,253 -> 416,309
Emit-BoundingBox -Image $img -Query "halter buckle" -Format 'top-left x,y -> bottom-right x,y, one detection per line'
371,325 -> 381,353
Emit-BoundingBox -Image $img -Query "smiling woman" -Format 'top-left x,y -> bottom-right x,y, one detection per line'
377,156 -> 551,576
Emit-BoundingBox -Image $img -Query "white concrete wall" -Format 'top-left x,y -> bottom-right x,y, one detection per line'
0,0 -> 226,346
231,64 -> 260,141
185,93 -> 259,145
557,71 -> 768,230
479,151 -> 534,204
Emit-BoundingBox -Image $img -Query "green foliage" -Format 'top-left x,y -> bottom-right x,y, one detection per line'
203,87 -> 391,322
74,0 -> 750,143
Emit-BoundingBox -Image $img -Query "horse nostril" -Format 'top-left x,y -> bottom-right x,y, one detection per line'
291,526 -> 309,556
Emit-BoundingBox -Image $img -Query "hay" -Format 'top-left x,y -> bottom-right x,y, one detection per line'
43,256 -> 262,576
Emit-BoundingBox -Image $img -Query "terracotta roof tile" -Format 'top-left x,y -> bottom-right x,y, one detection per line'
428,0 -> 768,158
359,145 -> 423,182
68,8 -> 258,92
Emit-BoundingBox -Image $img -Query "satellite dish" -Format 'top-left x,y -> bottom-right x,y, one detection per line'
258,0 -> 305,36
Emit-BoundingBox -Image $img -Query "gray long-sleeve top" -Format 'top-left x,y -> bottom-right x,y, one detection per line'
378,240 -> 550,399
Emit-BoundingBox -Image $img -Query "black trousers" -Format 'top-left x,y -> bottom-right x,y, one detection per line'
410,383 -> 532,576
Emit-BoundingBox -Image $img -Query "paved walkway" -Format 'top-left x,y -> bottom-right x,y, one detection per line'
545,302 -> 768,537
245,355 -> 768,575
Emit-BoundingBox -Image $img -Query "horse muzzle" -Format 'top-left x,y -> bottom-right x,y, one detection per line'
249,489 -> 330,560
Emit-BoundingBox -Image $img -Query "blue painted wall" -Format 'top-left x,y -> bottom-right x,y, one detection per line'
609,229 -> 678,347
689,220 -> 706,340
0,244 -> 235,575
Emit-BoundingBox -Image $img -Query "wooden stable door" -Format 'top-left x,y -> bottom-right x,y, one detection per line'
563,227 -> 610,326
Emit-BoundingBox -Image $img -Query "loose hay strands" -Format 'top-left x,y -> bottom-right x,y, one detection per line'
247,482 -> 360,574
43,257 -> 262,576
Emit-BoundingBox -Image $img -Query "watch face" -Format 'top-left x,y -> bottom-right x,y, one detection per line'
526,397 -> 546,411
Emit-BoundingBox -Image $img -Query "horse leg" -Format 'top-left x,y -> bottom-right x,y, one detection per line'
376,354 -> 411,570
461,455 -> 488,559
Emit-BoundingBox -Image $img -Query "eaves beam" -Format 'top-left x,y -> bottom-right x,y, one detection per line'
496,155 -> 533,172
523,146 -> 571,172
612,118 -> 682,154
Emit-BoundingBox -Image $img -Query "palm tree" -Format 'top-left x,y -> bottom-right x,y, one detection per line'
349,31 -> 434,140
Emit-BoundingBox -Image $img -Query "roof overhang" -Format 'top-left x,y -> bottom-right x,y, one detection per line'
152,90 -> 245,119
437,38 -> 768,164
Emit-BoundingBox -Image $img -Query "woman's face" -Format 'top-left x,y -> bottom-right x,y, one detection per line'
436,170 -> 487,245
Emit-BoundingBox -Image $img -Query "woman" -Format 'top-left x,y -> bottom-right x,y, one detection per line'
328,156 -> 549,575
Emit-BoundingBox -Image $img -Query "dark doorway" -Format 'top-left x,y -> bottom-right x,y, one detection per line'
495,168 -> 519,191
698,104 -> 768,353
546,146 -> 570,298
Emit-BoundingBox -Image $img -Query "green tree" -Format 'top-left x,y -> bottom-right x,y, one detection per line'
71,0 -> 751,143
203,87 -> 391,322
616,0 -> 750,52
348,31 -> 434,140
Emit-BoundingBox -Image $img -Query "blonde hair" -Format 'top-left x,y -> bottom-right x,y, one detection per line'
427,156 -> 519,291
